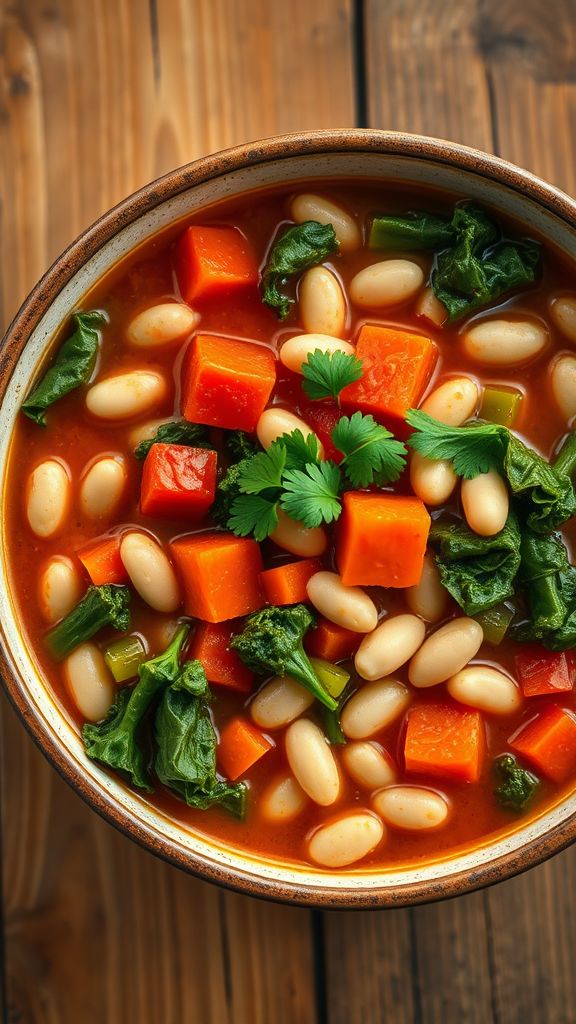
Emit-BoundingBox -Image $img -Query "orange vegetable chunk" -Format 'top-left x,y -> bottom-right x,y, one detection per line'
218,718 -> 274,781
77,535 -> 128,585
181,333 -> 276,431
340,324 -> 438,425
140,444 -> 217,519
305,616 -> 361,662
187,620 -> 254,693
337,491 -> 430,588
260,558 -> 322,606
514,646 -> 574,697
510,705 -> 576,782
170,532 -> 264,622
175,225 -> 259,304
404,703 -> 485,783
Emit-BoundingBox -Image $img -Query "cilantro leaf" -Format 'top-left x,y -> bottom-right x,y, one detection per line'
237,444 -> 286,494
406,409 -> 507,478
281,462 -> 342,527
302,350 -> 363,401
228,495 -> 279,541
271,429 -> 321,471
332,412 -> 407,487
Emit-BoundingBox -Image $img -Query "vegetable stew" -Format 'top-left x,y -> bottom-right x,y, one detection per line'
6,181 -> 576,871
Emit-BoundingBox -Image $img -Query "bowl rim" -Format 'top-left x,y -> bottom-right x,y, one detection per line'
2,128 -> 576,909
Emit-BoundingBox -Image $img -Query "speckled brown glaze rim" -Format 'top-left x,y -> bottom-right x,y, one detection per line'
2,130 -> 576,910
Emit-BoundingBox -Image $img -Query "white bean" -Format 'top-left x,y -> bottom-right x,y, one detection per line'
551,354 -> 576,421
410,452 -> 458,506
299,266 -> 346,337
270,509 -> 327,557
256,407 -> 324,456
373,786 -> 449,831
447,665 -> 522,715
405,553 -> 448,623
38,557 -> 82,624
408,617 -> 483,688
415,286 -> 448,327
120,532 -> 180,612
341,680 -> 411,740
80,456 -> 127,519
261,773 -> 308,823
350,260 -> 424,309
279,334 -> 355,374
421,376 -> 479,425
463,318 -> 548,366
128,417 -> 175,449
250,675 -> 314,729
127,303 -> 199,347
355,615 -> 426,681
285,719 -> 341,806
64,643 -> 115,722
341,742 -> 397,789
86,371 -> 166,420
550,295 -> 576,345
461,470 -> 509,537
308,813 -> 384,867
307,571 -> 378,633
290,193 -> 361,252
26,459 -> 70,538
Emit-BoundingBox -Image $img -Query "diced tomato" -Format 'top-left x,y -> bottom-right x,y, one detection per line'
510,705 -> 576,782
170,532 -> 264,622
514,646 -> 574,697
175,225 -> 259,304
77,535 -> 128,585
187,620 -> 254,693
299,400 -> 343,462
305,616 -> 360,662
337,491 -> 430,588
340,324 -> 438,427
404,703 -> 485,783
180,333 -> 276,431
218,718 -> 274,781
260,558 -> 321,606
140,444 -> 217,519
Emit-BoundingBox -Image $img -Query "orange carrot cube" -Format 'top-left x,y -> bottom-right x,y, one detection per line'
305,616 -> 361,662
170,532 -> 264,622
260,558 -> 321,607
77,535 -> 128,586
175,225 -> 259,304
187,621 -> 254,694
181,334 -> 276,431
337,491 -> 430,588
404,703 -> 485,783
218,718 -> 274,781
510,706 -> 576,783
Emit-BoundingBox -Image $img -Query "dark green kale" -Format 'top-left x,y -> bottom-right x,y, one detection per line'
430,512 -> 522,615
22,310 -> 107,425
230,604 -> 337,711
494,753 -> 539,811
46,585 -> 131,660
369,210 -> 455,250
512,531 -> 576,650
134,420 -> 213,460
262,221 -> 339,319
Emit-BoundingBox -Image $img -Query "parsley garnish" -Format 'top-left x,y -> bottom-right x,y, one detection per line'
332,412 -> 407,488
302,350 -> 363,401
270,428 -> 321,470
228,495 -> 280,542
237,444 -> 286,493
405,409 -> 506,478
281,462 -> 342,527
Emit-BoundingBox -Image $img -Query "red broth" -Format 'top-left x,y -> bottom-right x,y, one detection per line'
5,181 -> 576,870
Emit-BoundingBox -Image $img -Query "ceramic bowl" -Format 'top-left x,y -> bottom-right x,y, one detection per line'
1,130 -> 576,908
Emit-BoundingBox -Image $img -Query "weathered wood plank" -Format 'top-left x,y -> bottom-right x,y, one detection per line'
0,1 -> 356,1021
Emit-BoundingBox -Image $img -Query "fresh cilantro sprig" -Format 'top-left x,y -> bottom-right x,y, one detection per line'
333,412 -> 407,488
302,350 -> 363,402
405,409 -> 506,478
270,428 -> 321,470
281,462 -> 342,527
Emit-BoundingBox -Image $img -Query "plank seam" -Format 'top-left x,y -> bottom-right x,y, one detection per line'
353,0 -> 368,128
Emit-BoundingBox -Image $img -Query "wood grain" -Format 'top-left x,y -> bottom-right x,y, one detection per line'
320,3 -> 576,1023
0,2 -> 355,1021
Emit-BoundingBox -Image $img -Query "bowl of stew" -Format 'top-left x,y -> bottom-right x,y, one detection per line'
2,130 -> 576,908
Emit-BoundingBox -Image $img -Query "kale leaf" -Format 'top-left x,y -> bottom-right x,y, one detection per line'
512,530 -> 576,650
22,310 -> 107,425
134,420 -> 213,460
429,512 -> 522,615
494,753 -> 539,811
262,221 -> 339,319
46,584 -> 131,660
369,210 -> 455,251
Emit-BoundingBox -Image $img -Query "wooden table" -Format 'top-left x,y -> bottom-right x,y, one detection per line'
1,2 -> 576,1020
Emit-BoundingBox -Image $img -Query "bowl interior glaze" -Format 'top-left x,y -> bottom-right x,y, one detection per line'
1,131 -> 576,908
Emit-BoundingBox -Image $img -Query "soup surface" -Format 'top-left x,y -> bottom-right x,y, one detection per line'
5,181 -> 576,871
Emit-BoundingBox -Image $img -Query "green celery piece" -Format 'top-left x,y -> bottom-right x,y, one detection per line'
369,211 -> 454,251
309,657 -> 350,698
104,634 -> 146,683
480,386 -> 523,427
22,310 -> 106,425
474,603 -> 514,645
46,585 -> 131,660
